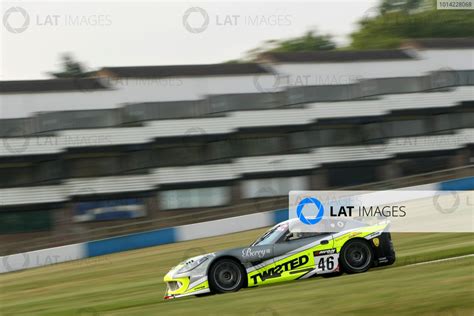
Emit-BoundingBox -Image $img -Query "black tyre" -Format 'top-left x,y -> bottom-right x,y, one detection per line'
208,258 -> 245,293
340,240 -> 373,274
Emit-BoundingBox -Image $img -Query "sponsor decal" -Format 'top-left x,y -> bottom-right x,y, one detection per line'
315,255 -> 336,272
241,248 -> 270,259
74,198 -> 146,222
364,231 -> 382,240
313,248 -> 336,256
373,238 -> 380,247
251,255 -> 309,284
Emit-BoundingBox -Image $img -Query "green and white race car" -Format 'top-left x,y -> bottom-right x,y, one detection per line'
164,218 -> 395,299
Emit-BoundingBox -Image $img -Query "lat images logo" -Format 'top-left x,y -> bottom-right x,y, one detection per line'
182,7 -> 209,33
3,6 -> 30,33
297,197 -> 324,225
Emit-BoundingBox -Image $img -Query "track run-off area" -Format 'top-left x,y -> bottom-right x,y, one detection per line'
0,229 -> 473,316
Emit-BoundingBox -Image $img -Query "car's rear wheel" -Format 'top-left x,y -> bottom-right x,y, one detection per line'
208,258 -> 245,293
340,240 -> 373,274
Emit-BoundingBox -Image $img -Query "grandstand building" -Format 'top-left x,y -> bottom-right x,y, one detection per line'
0,38 -> 473,252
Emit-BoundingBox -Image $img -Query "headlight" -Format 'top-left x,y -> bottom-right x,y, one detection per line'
177,256 -> 208,274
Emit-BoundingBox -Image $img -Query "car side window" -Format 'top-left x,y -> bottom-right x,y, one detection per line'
284,232 -> 328,241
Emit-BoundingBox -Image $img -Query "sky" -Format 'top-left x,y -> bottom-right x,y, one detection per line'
0,0 -> 378,80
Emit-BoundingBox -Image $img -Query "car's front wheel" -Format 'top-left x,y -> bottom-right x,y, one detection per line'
208,258 -> 245,293
340,240 -> 373,274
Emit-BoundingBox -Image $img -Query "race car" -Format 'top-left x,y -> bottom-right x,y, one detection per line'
163,217 -> 395,299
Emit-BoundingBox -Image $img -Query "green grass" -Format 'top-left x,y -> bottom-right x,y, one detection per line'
0,230 -> 473,316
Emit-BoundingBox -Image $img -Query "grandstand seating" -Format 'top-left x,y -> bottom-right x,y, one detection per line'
0,41 -> 473,245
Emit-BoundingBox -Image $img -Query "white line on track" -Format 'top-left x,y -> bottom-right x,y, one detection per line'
400,254 -> 474,268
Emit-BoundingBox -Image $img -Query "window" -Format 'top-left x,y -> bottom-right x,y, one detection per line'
431,114 -> 453,132
361,123 -> 387,143
207,140 -> 232,161
318,128 -> 358,146
286,231 -> 327,241
327,165 -> 378,187
0,165 -> 34,187
289,131 -> 310,150
159,186 -> 231,210
66,155 -> 121,178
390,119 -> 426,137
237,136 -> 283,156
460,112 -> 474,128
153,146 -> 204,167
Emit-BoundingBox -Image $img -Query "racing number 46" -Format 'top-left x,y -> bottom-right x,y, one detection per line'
317,256 -> 335,271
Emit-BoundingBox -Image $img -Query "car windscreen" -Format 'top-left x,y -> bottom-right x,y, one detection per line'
251,223 -> 288,246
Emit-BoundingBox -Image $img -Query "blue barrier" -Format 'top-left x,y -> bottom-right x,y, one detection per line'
87,176 -> 474,258
273,208 -> 289,224
86,227 -> 176,257
2,176 -> 472,273
439,177 -> 474,191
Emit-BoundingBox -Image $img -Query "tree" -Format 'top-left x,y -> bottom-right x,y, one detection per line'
49,53 -> 88,78
380,0 -> 425,13
350,1 -> 474,49
244,31 -> 336,60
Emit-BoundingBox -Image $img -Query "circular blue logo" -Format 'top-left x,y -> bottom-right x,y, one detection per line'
296,197 -> 324,225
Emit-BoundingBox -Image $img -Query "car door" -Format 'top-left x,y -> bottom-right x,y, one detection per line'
240,244 -> 277,287
309,233 -> 338,275
271,232 -> 335,282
